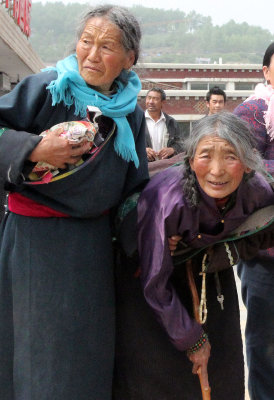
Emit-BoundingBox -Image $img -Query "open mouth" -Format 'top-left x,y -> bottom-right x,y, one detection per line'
208,181 -> 228,186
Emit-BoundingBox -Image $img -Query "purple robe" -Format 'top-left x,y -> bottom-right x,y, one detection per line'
138,165 -> 274,351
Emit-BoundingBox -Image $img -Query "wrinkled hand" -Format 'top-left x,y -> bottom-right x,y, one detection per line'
168,235 -> 182,255
29,128 -> 91,169
188,340 -> 211,390
158,147 -> 175,159
146,147 -> 158,162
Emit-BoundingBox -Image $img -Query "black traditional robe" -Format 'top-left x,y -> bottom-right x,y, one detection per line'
0,71 -> 148,400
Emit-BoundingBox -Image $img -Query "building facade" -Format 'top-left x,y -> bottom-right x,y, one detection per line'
0,1 -> 44,96
135,62 -> 263,137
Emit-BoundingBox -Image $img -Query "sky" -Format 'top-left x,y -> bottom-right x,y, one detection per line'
34,0 -> 274,35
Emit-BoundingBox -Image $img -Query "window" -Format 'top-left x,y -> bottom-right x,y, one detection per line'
190,82 -> 226,90
208,83 -> 225,90
235,82 -> 256,90
190,83 -> 208,90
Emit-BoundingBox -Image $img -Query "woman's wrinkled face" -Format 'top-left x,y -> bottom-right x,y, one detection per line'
190,135 -> 251,199
263,54 -> 274,88
76,17 -> 135,91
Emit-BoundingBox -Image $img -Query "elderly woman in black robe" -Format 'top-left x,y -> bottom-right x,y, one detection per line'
113,112 -> 274,400
0,5 -> 148,400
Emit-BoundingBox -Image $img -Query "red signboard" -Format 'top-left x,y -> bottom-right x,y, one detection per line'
3,0 -> 31,37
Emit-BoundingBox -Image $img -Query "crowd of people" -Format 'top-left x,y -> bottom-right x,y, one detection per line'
0,4 -> 273,400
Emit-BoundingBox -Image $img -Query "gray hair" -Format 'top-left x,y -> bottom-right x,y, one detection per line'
76,4 -> 141,65
146,87 -> 166,101
183,112 -> 270,206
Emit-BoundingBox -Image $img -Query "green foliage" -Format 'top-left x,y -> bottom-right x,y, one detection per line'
30,2 -> 87,63
30,2 -> 274,64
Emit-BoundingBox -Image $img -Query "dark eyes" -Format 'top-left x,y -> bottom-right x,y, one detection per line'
81,38 -> 91,45
199,154 -> 210,158
80,39 -> 114,52
198,154 -> 237,160
226,155 -> 237,160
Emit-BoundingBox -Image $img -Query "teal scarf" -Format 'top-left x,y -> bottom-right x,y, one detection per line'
43,54 -> 141,167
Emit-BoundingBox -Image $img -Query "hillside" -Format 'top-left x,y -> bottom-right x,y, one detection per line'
30,2 -> 274,64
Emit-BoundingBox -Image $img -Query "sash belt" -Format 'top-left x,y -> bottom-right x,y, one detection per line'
8,192 -> 70,218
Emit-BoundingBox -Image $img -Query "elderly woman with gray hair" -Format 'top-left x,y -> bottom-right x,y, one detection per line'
0,5 -> 148,399
113,112 -> 274,400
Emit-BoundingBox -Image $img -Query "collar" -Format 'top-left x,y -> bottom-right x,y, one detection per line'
145,110 -> 166,123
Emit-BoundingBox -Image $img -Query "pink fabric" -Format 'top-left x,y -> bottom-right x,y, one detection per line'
245,83 -> 274,140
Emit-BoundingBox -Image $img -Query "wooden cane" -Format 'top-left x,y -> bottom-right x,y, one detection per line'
186,259 -> 211,400
186,259 -> 200,322
197,367 -> 211,400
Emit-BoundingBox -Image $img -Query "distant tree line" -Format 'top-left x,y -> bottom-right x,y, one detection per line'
30,2 -> 274,64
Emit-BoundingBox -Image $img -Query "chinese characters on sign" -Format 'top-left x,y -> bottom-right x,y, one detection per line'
2,0 -> 31,37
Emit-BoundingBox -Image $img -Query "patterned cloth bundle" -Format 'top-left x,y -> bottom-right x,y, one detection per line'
29,121 -> 97,182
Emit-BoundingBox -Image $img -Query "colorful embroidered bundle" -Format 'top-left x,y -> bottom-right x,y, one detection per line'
29,120 -> 97,183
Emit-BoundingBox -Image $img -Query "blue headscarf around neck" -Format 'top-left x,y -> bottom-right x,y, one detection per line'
42,54 -> 142,168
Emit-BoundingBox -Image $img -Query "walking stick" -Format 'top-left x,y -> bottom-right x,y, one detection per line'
186,259 -> 200,322
186,259 -> 211,400
197,367 -> 211,400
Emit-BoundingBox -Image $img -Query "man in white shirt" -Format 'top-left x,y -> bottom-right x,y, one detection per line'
145,88 -> 184,162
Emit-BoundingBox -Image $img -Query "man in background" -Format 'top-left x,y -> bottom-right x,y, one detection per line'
145,87 -> 184,162
206,86 -> 226,115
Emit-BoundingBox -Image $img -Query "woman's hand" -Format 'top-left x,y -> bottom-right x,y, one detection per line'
29,128 -> 91,169
168,235 -> 182,255
187,340 -> 211,389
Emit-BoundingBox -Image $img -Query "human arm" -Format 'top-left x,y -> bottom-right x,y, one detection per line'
138,169 -> 203,351
121,107 -> 149,197
28,128 -> 91,169
0,71 -> 90,186
168,237 -> 212,381
0,74 -> 44,185
188,339 -> 211,388
113,107 -> 149,249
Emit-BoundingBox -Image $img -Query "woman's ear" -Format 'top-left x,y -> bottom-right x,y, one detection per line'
263,65 -> 270,83
244,167 -> 252,174
124,50 -> 135,71
189,158 -> 194,171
